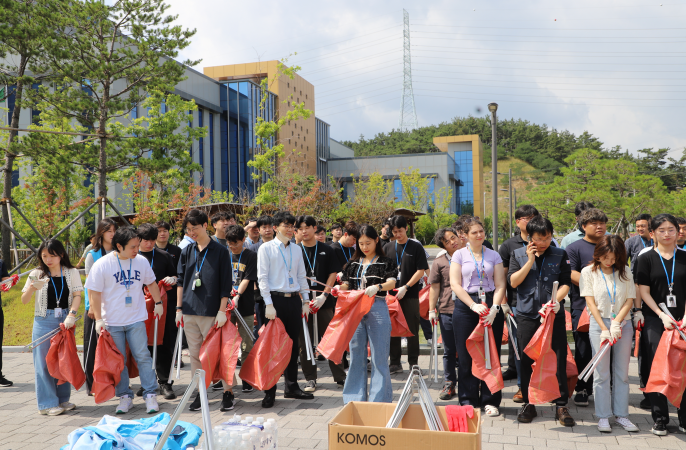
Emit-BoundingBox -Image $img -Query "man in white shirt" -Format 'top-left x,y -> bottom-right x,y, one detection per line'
85,227 -> 163,415
257,211 -> 313,408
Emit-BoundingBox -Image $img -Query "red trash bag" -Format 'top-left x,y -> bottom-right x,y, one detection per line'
502,324 -> 509,345
386,294 -> 413,338
419,284 -> 431,320
200,321 -> 242,389
318,290 -> 375,365
634,324 -> 642,358
523,307 -> 560,404
125,343 -> 139,379
577,308 -> 590,332
92,330 -> 125,404
144,281 -> 172,346
46,324 -> 86,390
466,322 -> 504,394
565,310 -> 572,331
645,326 -> 686,407
566,344 -> 578,399
239,318 -> 292,391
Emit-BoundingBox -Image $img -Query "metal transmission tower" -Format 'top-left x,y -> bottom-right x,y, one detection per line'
399,9 -> 418,132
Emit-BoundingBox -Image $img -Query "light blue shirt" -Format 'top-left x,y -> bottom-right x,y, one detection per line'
257,238 -> 309,305
178,235 -> 195,250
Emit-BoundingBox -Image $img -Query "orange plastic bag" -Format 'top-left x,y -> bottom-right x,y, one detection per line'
318,290 -> 375,365
466,323 -> 504,393
419,285 -> 431,320
144,281 -> 172,346
200,321 -> 242,389
125,343 -> 138,379
634,323 -> 643,358
523,307 -> 560,404
565,310 -> 572,331
239,318 -> 292,391
92,330 -> 125,404
566,344 -> 578,399
645,326 -> 686,407
577,308 -> 590,332
46,324 -> 86,390
386,294 -> 413,338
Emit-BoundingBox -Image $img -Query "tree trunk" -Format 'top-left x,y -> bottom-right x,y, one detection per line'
97,86 -> 109,220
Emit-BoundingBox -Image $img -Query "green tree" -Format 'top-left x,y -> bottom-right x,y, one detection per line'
333,173 -> 394,230
396,168 -> 432,211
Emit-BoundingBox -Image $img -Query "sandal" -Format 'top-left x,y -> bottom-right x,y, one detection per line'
484,405 -> 500,417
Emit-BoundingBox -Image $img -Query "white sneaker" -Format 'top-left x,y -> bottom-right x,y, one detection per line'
427,338 -> 433,346
484,405 -> 500,417
615,417 -> 639,432
39,406 -> 65,416
401,338 -> 408,348
116,395 -> 133,414
59,402 -> 76,411
597,418 -> 612,432
144,394 -> 159,414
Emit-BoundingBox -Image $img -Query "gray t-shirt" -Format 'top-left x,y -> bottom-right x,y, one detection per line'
84,248 -> 112,275
625,234 -> 653,270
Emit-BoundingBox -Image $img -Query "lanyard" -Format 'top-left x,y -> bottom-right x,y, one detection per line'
149,248 -> 154,268
356,255 -> 378,287
600,267 -> 617,313
194,245 -> 209,274
339,243 -> 352,262
537,257 -> 546,280
640,236 -> 653,248
301,242 -> 318,276
469,247 -> 486,285
278,243 -> 293,274
230,249 -> 243,283
116,254 -> 133,294
50,267 -> 64,303
658,248 -> 677,293
446,253 -> 451,266
395,241 -> 408,268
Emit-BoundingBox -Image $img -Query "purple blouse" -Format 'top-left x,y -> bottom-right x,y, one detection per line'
451,246 -> 503,293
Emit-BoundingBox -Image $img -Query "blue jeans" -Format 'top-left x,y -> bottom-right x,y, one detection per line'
589,318 -> 632,418
108,321 -> 158,398
439,313 -> 456,384
33,311 -> 71,410
512,306 -> 522,388
343,297 -> 392,404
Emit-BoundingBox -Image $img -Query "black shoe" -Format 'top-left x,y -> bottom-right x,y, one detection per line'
211,381 -> 223,391
220,391 -> 235,412
502,369 -> 517,381
0,376 -> 13,387
337,380 -> 345,387
236,359 -> 241,367
651,420 -> 668,436
189,393 -> 201,411
242,382 -> 254,393
136,386 -> 144,397
317,354 -> 326,362
517,404 -> 537,423
555,406 -> 576,427
343,357 -> 349,369
574,390 -> 589,407
389,364 -> 403,375
262,392 -> 275,408
160,383 -> 176,400
640,396 -> 651,410
284,389 -> 314,400
439,382 -> 456,401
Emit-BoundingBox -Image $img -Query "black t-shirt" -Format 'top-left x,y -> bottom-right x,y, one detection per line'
499,234 -> 529,307
231,248 -> 258,316
333,242 -> 355,269
46,276 -> 70,310
635,248 -> 686,320
383,239 -> 429,298
566,238 -> 598,311
380,237 -> 391,248
300,242 -> 342,310
483,240 -> 494,251
157,243 -> 181,268
140,248 -> 177,306
341,256 -> 398,297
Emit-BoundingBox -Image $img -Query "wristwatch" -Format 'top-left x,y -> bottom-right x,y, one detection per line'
494,305 -> 501,311
69,309 -> 77,316
155,302 -> 162,305
632,307 -> 641,313
176,306 -> 183,310
377,284 -> 383,291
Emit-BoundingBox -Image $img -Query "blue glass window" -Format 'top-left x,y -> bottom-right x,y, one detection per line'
454,151 -> 474,215
198,109 -> 204,183
209,113 -> 215,190
394,179 -> 402,202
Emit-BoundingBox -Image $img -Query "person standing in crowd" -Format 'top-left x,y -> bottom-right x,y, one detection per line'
333,221 -> 359,268
676,217 -> 686,249
155,221 -> 182,266
257,211 -> 313,408
211,211 -> 233,248
83,218 -> 118,395
295,215 -> 346,392
243,217 -> 261,247
379,220 -> 392,247
315,225 -> 327,244
77,234 -> 96,268
224,225 -> 258,394
566,208 -> 609,406
21,239 -> 83,416
0,254 -> 10,388
450,218 -> 506,416
580,235 -> 639,433
560,201 -> 596,249
330,223 -> 343,245
252,215 -> 275,331
86,227 -> 163,414
625,214 -> 653,270
384,215 -> 429,374
429,226 -> 464,400
498,204 -> 541,402
339,224 -> 397,403
455,215 -> 495,250
176,209 -> 234,412
155,220 -> 184,362
635,214 -> 686,435
509,216 -> 575,426
136,223 -> 178,400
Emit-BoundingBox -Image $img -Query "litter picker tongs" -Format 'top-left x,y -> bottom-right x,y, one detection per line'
386,366 -> 445,431
168,324 -> 184,383
24,315 -> 82,351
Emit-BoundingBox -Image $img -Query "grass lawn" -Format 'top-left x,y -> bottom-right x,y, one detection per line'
2,275 -> 87,346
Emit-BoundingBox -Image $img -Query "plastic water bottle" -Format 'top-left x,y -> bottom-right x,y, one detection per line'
214,430 -> 227,448
245,416 -> 254,424
256,417 -> 265,425
238,433 -> 253,450
228,414 -> 242,425
251,421 -> 264,430
249,428 -> 260,449
229,431 -> 241,449
266,419 -> 278,442
261,422 -> 273,450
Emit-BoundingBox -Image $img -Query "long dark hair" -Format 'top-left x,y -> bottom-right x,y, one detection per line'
348,225 -> 385,266
591,235 -> 629,281
37,239 -> 74,278
93,218 -> 118,253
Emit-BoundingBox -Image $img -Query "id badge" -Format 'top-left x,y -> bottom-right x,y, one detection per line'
195,278 -> 202,288
478,287 -> 486,303
125,296 -> 132,307
667,295 -> 677,308
397,271 -> 401,283
233,269 -> 239,281
54,308 -> 62,318
288,277 -> 294,285
311,278 -> 317,288
452,291 -> 457,302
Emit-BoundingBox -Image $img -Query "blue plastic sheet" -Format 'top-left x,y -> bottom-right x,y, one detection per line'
60,412 -> 201,450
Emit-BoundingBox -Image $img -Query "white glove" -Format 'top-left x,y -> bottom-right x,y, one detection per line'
175,310 -> 183,327
265,304 -> 277,320
599,329 -> 612,345
471,303 -> 488,315
659,311 -> 675,330
549,301 -> 560,314
501,303 -> 512,317
302,301 -> 310,319
153,302 -> 164,319
331,286 -> 340,298
482,305 -> 498,326
231,295 -> 240,309
63,315 -> 77,330
364,284 -> 380,297
311,293 -> 327,310
162,276 -> 177,286
31,278 -> 48,290
396,285 -> 408,300
539,301 -> 560,317
633,310 -> 644,328
336,272 -> 343,283
610,320 -> 622,341
215,311 -> 227,328
95,319 -> 106,335
429,310 -> 437,326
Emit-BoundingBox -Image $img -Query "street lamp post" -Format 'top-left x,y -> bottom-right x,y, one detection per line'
501,189 -> 511,237
488,102 -> 498,250
509,168 -> 513,237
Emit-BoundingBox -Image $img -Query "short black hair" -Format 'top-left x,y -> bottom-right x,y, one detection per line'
330,223 -> 341,231
295,215 -> 317,229
273,211 -> 296,227
137,223 -> 158,241
155,220 -> 171,231
316,225 -> 326,234
246,217 -> 257,224
574,201 -> 595,217
677,217 -> 686,226
211,211 -> 235,226
636,213 -> 652,223
434,227 -> 456,250
526,216 -> 554,237
580,208 -> 608,227
256,215 -> 273,228
183,209 -> 208,229
515,204 -> 539,220
113,227 -> 140,252
226,224 -> 246,243
651,213 -> 679,233
389,215 -> 408,230
343,220 -> 360,239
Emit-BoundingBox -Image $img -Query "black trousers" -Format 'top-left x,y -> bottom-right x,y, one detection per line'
571,308 -> 593,394
0,307 -> 4,377
420,317 -> 433,341
390,297 -> 420,366
83,312 -> 98,393
518,310 -> 569,406
299,307 -> 347,382
265,295 -> 302,396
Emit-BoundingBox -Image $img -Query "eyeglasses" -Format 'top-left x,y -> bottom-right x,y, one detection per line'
279,224 -> 295,230
655,228 -> 677,235
517,216 -> 534,222
185,225 -> 204,234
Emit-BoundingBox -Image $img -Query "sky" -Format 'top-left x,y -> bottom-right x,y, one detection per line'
164,0 -> 686,156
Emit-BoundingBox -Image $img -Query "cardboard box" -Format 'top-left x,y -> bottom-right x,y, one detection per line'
328,402 -> 481,450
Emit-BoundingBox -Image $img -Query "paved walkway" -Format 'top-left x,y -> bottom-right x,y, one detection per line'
0,350 -> 683,450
